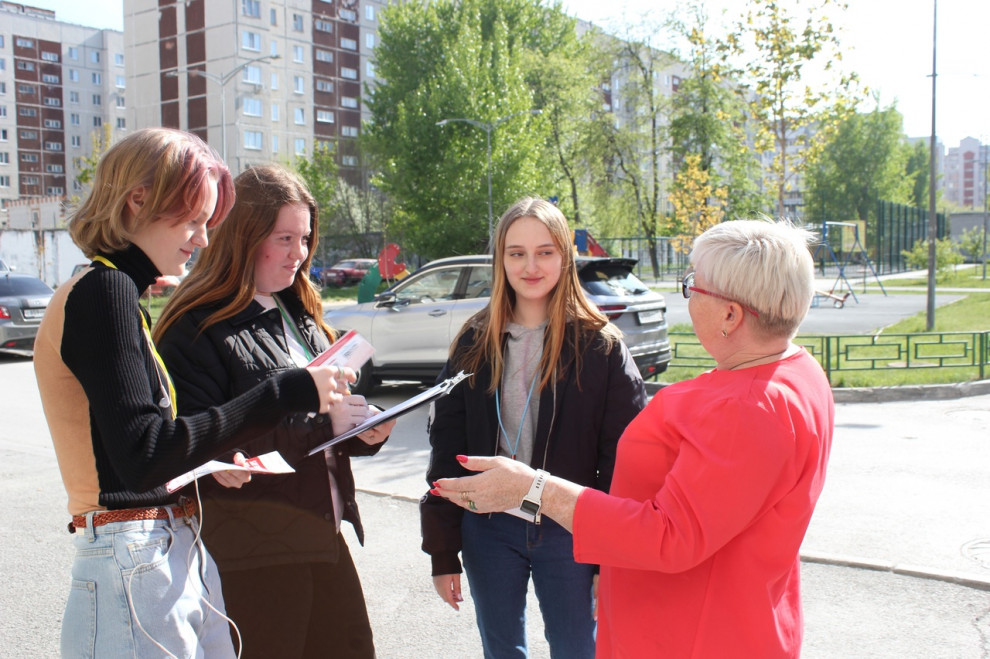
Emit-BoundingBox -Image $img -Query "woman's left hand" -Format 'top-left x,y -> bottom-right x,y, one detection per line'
327,394 -> 373,435
356,405 -> 394,446
212,452 -> 252,489
431,455 -> 534,514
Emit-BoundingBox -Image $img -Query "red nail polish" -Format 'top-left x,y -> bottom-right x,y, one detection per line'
456,455 -> 468,463
432,481 -> 439,488
429,488 -> 440,496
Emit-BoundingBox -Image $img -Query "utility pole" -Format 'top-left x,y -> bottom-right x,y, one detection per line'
925,0 -> 938,331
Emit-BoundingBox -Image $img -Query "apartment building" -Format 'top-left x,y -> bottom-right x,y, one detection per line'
942,136 -> 989,210
125,0 -> 386,183
0,1 -> 125,207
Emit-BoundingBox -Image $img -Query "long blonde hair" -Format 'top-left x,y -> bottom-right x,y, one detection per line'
154,164 -> 332,342
454,197 -> 618,394
69,128 -> 234,257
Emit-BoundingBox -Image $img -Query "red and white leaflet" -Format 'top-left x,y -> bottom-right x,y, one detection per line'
165,451 -> 295,493
307,329 -> 375,371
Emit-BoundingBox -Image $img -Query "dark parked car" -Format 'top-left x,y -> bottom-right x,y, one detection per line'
324,258 -> 377,287
0,272 -> 54,354
324,255 -> 671,394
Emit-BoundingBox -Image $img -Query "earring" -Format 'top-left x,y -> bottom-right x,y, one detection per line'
721,329 -> 728,338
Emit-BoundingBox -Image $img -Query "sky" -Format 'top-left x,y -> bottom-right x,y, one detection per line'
28,0 -> 990,147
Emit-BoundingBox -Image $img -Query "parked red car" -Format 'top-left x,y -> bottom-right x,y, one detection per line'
323,258 -> 376,286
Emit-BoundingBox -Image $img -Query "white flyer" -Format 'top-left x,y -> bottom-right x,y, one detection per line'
166,451 -> 295,493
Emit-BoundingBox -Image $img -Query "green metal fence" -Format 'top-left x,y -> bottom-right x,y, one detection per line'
663,330 -> 990,384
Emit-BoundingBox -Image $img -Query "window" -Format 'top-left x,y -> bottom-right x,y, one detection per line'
0,59 -> 4,71
42,51 -> 59,62
71,135 -> 81,147
69,91 -> 79,103
16,38 -> 35,48
341,67 -> 357,80
23,175 -> 40,185
271,103 -> 279,121
314,19 -> 333,33
243,66 -> 262,84
244,130 -> 263,150
46,163 -> 64,173
18,84 -> 36,94
294,107 -> 305,125
116,117 -> 126,129
114,53 -> 124,66
115,75 -> 125,88
0,106 -> 4,118
0,176 -> 9,188
44,96 -> 61,106
293,45 -> 304,62
293,76 -> 304,94
19,107 -> 37,117
341,38 -> 357,51
93,116 -> 102,127
270,72 -> 278,90
365,34 -> 375,49
68,69 -> 78,82
294,138 -> 305,155
292,14 -> 304,31
17,61 -> 36,71
91,72 -> 101,84
341,155 -> 358,167
315,79 -> 333,93
270,8 -> 277,25
68,47 -> 78,60
20,130 -> 38,140
242,31 -> 261,51
272,135 -> 278,153
242,0 -> 260,18
366,5 -> 375,21
0,129 -> 6,141
340,8 -> 357,21
315,49 -> 333,63
92,94 -> 101,105
316,110 -> 334,123
341,96 -> 358,109
243,97 -> 262,116
70,113 -> 80,126
90,51 -> 100,64
42,73 -> 59,84
366,61 -> 375,78
21,153 -> 39,162
43,119 -> 61,128
47,187 -> 64,195
0,152 -> 7,164
270,41 -> 278,57
45,141 -> 63,151
115,96 -> 125,108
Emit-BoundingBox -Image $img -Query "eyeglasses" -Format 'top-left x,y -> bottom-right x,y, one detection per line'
682,272 -> 760,317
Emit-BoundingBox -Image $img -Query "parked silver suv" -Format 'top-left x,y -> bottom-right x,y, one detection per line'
324,255 -> 671,394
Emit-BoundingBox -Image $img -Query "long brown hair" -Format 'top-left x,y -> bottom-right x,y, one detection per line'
154,164 -> 332,342
69,128 -> 234,257
455,197 -> 618,394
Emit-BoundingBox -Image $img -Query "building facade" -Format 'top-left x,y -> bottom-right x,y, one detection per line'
125,0 -> 386,182
0,1 -> 125,207
942,136 -> 989,210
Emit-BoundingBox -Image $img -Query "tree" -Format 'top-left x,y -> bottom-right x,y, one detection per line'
668,153 -> 728,253
722,0 -> 857,218
366,0 -> 561,258
902,237 -> 963,280
957,226 -> 987,265
71,124 -> 115,204
904,140 -> 930,209
804,104 -> 911,227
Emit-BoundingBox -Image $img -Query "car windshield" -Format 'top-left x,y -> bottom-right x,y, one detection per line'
579,264 -> 650,297
0,276 -> 53,296
334,261 -> 355,269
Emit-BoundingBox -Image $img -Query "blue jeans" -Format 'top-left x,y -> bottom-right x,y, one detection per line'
461,512 -> 596,659
61,510 -> 235,659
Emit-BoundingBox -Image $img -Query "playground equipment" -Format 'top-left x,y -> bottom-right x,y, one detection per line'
811,221 -> 886,306
573,229 -> 608,257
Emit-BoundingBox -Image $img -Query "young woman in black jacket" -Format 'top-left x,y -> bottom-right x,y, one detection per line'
420,197 -> 647,658
155,164 -> 393,658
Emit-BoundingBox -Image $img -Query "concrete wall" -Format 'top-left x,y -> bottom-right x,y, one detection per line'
0,229 -> 86,287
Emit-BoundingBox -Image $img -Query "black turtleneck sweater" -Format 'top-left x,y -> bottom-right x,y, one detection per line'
34,244 -> 320,514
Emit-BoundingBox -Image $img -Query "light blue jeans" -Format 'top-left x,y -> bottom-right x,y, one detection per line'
61,509 -> 235,659
462,512 -> 596,659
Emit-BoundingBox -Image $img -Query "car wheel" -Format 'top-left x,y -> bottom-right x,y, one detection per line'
351,364 -> 376,396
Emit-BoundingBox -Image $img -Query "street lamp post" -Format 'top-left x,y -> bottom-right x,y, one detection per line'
166,54 -> 280,162
436,109 -> 542,241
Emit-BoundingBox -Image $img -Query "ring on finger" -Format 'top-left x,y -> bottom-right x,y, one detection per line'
468,500 -> 477,511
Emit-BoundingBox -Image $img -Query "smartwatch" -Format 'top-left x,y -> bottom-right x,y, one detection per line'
519,469 -> 549,523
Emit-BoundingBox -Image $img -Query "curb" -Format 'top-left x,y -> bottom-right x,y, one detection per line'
355,491 -> 990,592
644,379 -> 990,403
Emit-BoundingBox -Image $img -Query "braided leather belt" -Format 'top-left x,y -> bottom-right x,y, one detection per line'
69,498 -> 197,532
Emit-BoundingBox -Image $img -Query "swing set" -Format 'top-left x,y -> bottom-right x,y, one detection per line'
811,221 -> 887,308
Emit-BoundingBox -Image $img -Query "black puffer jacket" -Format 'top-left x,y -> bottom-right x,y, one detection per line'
420,324 -> 647,576
157,290 -> 384,571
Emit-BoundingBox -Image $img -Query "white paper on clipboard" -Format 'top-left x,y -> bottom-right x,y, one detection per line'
308,329 -> 375,371
307,370 -> 471,455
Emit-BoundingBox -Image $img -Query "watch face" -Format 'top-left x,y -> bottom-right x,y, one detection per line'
520,499 -> 540,515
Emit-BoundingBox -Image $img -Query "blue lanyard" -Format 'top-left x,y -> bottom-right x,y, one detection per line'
495,370 -> 539,461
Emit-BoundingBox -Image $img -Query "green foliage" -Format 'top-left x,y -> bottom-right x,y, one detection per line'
72,124 -> 115,202
721,0 -> 858,218
957,226 -> 988,264
295,141 -> 338,221
804,104 -> 911,230
901,237 -> 964,279
366,0 -> 561,258
904,140 -> 930,209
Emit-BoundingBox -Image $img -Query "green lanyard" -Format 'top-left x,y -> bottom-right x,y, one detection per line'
272,293 -> 314,362
92,256 -> 177,418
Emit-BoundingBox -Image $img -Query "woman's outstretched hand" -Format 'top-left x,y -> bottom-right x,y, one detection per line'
306,365 -> 356,414
431,455 -> 534,514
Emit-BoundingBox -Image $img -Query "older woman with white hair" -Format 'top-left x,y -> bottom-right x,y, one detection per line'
432,219 -> 834,658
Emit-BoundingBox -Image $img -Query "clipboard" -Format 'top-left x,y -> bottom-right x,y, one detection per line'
307,370 -> 471,455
